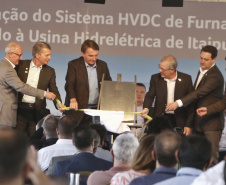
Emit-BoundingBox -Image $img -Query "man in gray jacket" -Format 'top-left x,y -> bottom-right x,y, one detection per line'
0,42 -> 56,128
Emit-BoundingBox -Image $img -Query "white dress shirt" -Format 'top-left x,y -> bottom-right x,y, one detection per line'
38,139 -> 76,171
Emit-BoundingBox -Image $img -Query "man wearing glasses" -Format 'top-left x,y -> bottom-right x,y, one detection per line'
166,45 -> 224,165
0,42 -> 56,129
141,55 -> 194,136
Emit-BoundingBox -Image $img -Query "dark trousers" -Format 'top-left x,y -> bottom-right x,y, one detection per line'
16,103 -> 37,137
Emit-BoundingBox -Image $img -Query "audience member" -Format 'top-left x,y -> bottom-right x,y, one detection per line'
191,160 -> 225,185
87,132 -> 139,185
38,115 -> 76,171
130,130 -> 181,185
156,134 -> 212,185
46,128 -> 100,176
0,129 -> 62,185
30,114 -> 59,150
91,124 -> 113,162
110,134 -> 155,185
54,124 -> 113,176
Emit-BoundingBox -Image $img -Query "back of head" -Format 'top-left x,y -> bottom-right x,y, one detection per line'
112,132 -> 139,164
161,55 -> 178,70
0,129 -> 28,183
90,124 -> 107,144
72,125 -> 93,150
43,114 -> 59,138
179,135 -> 211,170
145,116 -> 173,135
32,42 -> 51,58
154,130 -> 181,167
132,134 -> 156,173
201,45 -> 218,59
81,39 -> 99,53
58,115 -> 77,138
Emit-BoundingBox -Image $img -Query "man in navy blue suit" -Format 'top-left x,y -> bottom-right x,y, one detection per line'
54,124 -> 113,176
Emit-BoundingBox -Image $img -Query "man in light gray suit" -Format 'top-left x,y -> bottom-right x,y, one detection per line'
0,42 -> 56,128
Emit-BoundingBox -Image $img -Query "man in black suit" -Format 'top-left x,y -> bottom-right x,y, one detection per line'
166,45 -> 224,165
64,39 -> 112,124
141,55 -> 194,136
54,124 -> 113,176
16,42 -> 62,137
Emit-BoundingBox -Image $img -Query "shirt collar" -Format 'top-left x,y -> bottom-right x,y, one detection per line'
84,60 -> 97,68
199,63 -> 215,74
164,71 -> 178,82
5,57 -> 15,68
31,60 -> 42,69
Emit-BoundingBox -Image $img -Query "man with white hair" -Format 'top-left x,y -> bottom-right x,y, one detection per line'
87,132 -> 139,185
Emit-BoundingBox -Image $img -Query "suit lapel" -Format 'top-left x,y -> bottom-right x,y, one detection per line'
80,59 -> 89,90
37,65 -> 46,89
194,71 -> 200,88
20,61 -> 30,83
174,73 -> 182,100
159,76 -> 167,104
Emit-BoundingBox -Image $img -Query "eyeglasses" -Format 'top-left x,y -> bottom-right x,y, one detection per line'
12,52 -> 23,57
158,64 -> 170,72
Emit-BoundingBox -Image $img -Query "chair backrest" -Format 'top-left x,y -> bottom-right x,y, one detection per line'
68,171 -> 93,185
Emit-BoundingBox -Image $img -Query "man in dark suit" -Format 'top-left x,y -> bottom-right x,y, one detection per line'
54,124 -> 113,176
141,55 -> 194,136
16,42 -> 62,136
64,39 -> 112,124
166,45 -> 224,165
0,42 -> 56,129
196,86 -> 226,116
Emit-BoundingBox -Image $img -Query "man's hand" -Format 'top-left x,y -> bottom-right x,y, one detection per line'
57,103 -> 66,112
196,107 -> 207,117
183,127 -> 191,136
140,108 -> 149,118
70,98 -> 78,110
165,102 -> 179,111
45,92 -> 56,100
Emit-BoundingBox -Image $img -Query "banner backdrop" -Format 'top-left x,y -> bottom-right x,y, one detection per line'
0,0 -> 225,114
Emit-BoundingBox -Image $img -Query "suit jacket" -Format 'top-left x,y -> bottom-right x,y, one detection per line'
0,58 -> 44,127
206,86 -> 226,115
64,57 -> 112,122
16,60 -> 61,122
143,71 -> 194,128
54,152 -> 113,176
181,65 -> 224,131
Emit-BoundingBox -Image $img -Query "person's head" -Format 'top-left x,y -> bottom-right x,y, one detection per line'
112,132 -> 139,164
0,129 -> 28,184
132,134 -> 156,174
200,45 -> 217,70
136,83 -> 146,106
43,114 -> 59,139
81,39 -> 99,67
57,115 -> 77,139
92,129 -> 100,154
90,124 -> 107,147
5,42 -> 23,65
159,55 -> 177,80
32,42 -> 51,67
145,116 -> 173,135
153,130 -> 181,168
177,135 -> 212,170
72,125 -> 94,151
